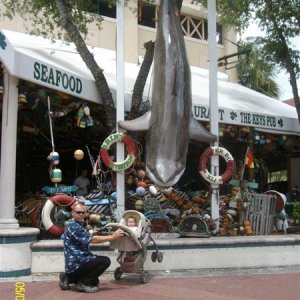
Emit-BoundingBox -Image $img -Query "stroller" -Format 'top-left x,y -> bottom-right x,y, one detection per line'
105,210 -> 163,283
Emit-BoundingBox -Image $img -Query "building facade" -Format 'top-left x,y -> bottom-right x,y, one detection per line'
0,0 -> 239,82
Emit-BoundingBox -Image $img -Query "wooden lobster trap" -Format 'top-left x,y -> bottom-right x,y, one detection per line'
241,193 -> 277,235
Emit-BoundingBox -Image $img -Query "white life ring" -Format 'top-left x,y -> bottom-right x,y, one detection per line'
198,146 -> 235,184
100,133 -> 136,171
41,194 -> 75,236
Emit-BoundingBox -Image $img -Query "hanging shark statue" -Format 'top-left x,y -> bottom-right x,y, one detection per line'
119,0 -> 216,187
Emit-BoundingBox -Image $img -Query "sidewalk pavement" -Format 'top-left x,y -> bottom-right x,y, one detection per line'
1,267 -> 300,300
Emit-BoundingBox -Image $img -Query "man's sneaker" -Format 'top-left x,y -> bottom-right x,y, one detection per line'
75,282 -> 100,293
59,272 -> 70,290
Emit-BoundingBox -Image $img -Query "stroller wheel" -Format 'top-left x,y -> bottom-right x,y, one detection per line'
140,271 -> 149,284
114,267 -> 123,280
151,252 -> 157,262
157,252 -> 163,263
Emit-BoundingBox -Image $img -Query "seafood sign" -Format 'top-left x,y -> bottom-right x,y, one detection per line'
119,0 -> 216,186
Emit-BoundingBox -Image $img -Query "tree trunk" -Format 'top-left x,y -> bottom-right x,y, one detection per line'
274,32 -> 300,125
129,41 -> 155,119
265,0 -> 300,125
55,0 -> 116,132
286,55 -> 300,125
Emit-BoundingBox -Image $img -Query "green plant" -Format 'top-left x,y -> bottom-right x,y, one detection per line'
291,202 -> 300,225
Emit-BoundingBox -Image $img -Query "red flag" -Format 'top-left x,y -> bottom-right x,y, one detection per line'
245,147 -> 254,168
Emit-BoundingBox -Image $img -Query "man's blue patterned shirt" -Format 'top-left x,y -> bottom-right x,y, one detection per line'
61,219 -> 96,273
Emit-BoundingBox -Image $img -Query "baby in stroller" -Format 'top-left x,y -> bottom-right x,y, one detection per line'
126,215 -> 138,233
105,210 -> 163,283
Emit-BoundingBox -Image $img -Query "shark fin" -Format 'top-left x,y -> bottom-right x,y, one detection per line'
119,111 -> 151,131
189,117 -> 217,143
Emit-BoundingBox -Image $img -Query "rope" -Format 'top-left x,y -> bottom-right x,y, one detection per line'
47,96 -> 55,152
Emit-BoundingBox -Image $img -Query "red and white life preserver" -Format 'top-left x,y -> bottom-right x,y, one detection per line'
41,194 -> 75,236
198,146 -> 235,184
100,133 -> 136,171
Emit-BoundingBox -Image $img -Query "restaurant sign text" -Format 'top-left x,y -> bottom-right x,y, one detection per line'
193,105 -> 289,130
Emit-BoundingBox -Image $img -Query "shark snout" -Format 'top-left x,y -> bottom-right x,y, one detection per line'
146,159 -> 185,187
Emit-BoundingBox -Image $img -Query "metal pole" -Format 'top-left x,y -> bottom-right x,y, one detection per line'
208,0 -> 220,231
116,0 -> 125,218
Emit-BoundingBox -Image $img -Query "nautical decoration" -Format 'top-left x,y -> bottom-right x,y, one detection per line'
264,190 -> 289,232
47,151 -> 60,165
227,187 -> 242,218
149,185 -> 158,196
136,186 -> 146,197
83,104 -> 94,127
89,213 -> 101,224
50,168 -> 62,183
198,146 -> 235,184
41,185 -> 78,194
46,96 -> 64,184
135,199 -> 144,211
74,149 -> 84,161
42,194 -> 75,236
76,103 -> 94,128
137,181 -> 147,188
100,133 -> 136,172
118,0 -> 216,187
18,80 -> 27,104
137,169 -> 146,179
227,200 -> 238,217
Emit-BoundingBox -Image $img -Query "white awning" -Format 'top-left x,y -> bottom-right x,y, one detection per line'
190,69 -> 300,134
1,29 -> 299,134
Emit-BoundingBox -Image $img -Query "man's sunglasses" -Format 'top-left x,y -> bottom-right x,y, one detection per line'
74,211 -> 85,215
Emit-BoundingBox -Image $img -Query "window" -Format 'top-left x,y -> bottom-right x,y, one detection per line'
181,15 -> 207,40
138,3 -> 223,44
181,14 -> 222,44
138,3 -> 156,28
217,24 -> 223,44
82,1 -> 223,44
83,0 -> 116,19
